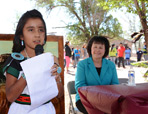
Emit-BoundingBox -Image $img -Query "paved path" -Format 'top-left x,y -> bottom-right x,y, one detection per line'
64,59 -> 148,114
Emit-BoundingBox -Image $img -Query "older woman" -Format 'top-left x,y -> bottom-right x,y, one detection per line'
75,36 -> 119,114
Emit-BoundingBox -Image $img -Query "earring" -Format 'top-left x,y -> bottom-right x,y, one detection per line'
21,40 -> 24,46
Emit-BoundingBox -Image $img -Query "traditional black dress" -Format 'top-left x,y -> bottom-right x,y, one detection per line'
3,53 -> 56,114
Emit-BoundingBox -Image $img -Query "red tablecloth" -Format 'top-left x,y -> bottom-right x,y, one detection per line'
78,83 -> 148,114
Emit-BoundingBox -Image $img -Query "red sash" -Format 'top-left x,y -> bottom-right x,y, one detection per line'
15,94 -> 31,105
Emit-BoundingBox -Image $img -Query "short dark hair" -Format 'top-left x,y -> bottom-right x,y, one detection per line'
87,36 -> 110,58
12,9 -> 47,52
112,44 -> 115,46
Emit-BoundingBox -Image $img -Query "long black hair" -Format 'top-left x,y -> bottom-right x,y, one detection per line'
12,9 -> 47,52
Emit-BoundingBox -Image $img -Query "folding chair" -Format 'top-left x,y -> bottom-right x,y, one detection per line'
67,81 -> 83,114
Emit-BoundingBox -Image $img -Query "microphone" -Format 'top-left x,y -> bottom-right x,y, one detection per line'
35,44 -> 44,56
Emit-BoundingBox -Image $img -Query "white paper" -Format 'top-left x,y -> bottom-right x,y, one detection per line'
20,52 -> 58,111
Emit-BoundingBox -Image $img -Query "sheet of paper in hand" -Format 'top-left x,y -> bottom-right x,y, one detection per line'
20,52 -> 58,111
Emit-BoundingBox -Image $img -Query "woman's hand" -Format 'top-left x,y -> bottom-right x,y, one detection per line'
51,63 -> 60,76
51,56 -> 61,76
51,56 -> 64,98
51,65 -> 64,98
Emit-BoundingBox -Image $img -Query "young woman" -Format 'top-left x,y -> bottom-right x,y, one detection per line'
3,9 -> 63,114
75,36 -> 119,114
65,41 -> 71,73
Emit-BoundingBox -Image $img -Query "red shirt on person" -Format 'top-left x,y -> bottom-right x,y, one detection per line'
118,46 -> 125,57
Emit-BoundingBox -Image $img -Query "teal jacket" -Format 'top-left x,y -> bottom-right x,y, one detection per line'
75,57 -> 119,102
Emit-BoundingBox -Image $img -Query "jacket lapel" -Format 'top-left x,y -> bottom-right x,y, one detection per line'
88,57 -> 101,84
100,59 -> 109,81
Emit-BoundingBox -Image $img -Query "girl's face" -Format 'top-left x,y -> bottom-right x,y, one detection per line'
21,18 -> 45,50
91,42 -> 105,60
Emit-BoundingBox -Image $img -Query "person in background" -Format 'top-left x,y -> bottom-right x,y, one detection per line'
125,47 -> 131,65
65,41 -> 71,73
75,36 -> 119,114
71,47 -> 75,68
137,48 -> 143,61
3,9 -> 63,114
115,46 -> 119,65
81,43 -> 88,59
142,42 -> 148,61
64,49 -> 66,68
117,43 -> 125,68
109,44 -> 117,64
73,46 -> 80,68
79,48 -> 81,58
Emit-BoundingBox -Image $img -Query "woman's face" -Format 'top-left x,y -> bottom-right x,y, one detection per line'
21,18 -> 45,50
91,42 -> 105,59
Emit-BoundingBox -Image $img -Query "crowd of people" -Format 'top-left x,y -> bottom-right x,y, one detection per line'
108,42 -> 148,68
70,36 -> 148,114
64,42 -> 88,73
64,38 -> 148,113
65,40 -> 148,71
0,8 -> 148,114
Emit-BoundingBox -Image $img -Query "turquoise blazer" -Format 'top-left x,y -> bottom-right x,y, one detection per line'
75,57 -> 119,102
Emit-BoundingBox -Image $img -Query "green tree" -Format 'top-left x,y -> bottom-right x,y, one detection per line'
97,0 -> 148,50
33,0 -> 123,44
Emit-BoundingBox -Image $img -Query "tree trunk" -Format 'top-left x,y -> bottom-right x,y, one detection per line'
134,42 -> 137,52
133,0 -> 148,51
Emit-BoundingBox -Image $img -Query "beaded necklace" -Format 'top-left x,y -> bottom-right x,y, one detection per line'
24,49 -> 30,59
